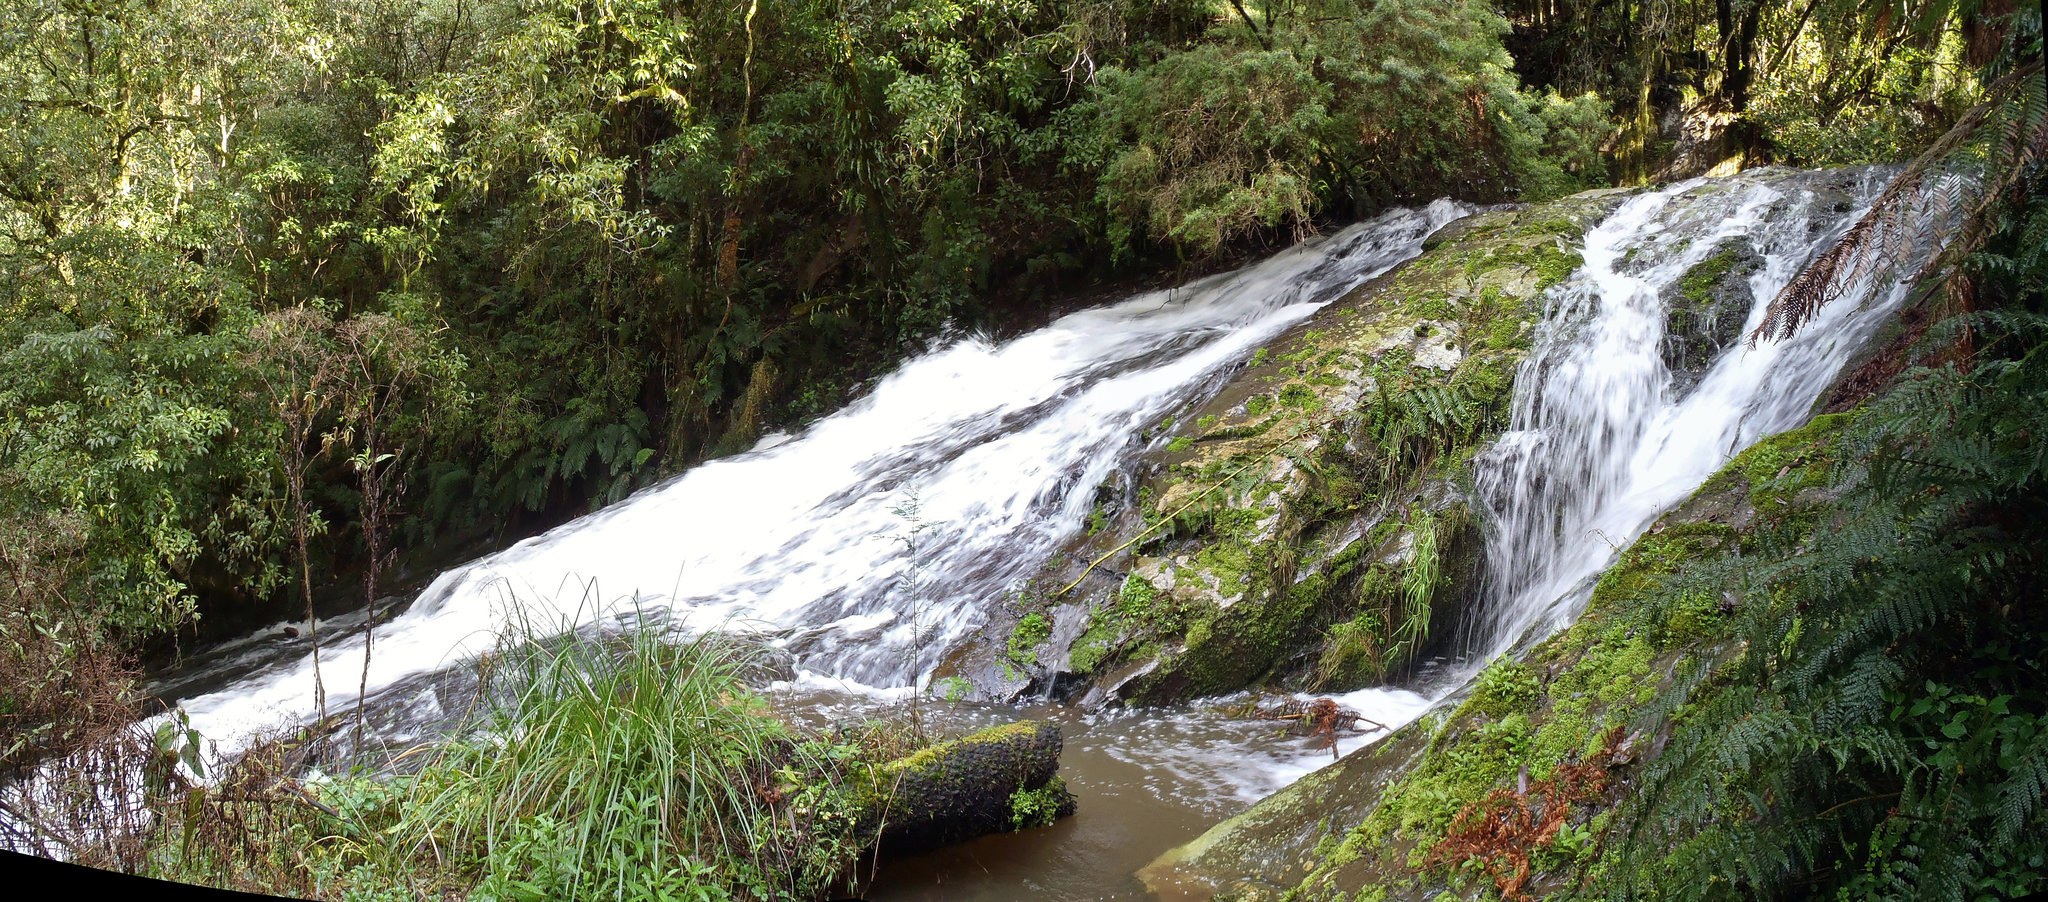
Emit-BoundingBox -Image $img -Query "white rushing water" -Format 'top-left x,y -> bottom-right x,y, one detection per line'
1457,166 -> 1922,662
167,201 -> 1472,752
0,165 -> 1959,885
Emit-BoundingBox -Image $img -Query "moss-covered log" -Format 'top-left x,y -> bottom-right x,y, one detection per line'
863,720 -> 1076,857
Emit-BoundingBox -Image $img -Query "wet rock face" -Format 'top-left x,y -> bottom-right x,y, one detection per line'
1659,239 -> 1762,390
1141,413 -> 1861,901
865,720 -> 1075,857
936,188 -> 1638,709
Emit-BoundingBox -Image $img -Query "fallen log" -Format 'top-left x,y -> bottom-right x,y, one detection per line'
863,720 -> 1076,857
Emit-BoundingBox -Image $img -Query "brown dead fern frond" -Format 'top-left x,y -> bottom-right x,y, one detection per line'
1241,696 -> 1388,759
1426,725 -> 1626,901
1752,60 -> 2047,345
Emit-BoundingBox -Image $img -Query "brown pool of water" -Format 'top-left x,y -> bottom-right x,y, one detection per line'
860,726 -> 1210,900
815,697 -> 1351,902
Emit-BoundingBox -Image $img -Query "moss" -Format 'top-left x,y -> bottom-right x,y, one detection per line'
1202,416 -> 1276,441
1068,574 -> 1170,675
1008,612 -> 1051,668
1249,347 -> 1271,367
1523,624 -> 1655,780
1461,237 -> 1585,296
1451,353 -> 1519,412
1069,617 -> 1117,674
1085,498 -> 1111,536
887,721 -> 1041,774
1192,540 -> 1255,598
1587,520 -> 1738,611
1468,659 -> 1539,719
1329,616 -> 1660,891
1530,243 -> 1583,292
1411,292 -> 1455,319
1279,382 -> 1320,410
1166,435 -> 1194,453
1484,315 -> 1529,352
1676,247 -> 1744,308
1245,393 -> 1275,417
1721,410 -> 1857,510
1514,218 -> 1580,238
1009,776 -> 1070,830
1659,589 -> 1725,642
1316,612 -> 1387,689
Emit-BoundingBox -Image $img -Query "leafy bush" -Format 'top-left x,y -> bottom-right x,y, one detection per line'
1063,0 -> 1610,257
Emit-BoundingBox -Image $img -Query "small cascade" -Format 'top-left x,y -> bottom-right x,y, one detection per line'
1460,167 -> 1919,662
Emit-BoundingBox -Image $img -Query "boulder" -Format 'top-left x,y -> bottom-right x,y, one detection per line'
1659,238 -> 1762,391
1136,414 -> 1861,901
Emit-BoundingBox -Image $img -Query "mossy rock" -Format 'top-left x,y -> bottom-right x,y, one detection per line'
1659,239 -> 1761,387
1032,187 -> 1640,708
1141,404 -> 1870,900
863,720 -> 1075,857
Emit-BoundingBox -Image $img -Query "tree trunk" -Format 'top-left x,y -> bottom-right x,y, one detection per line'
1716,0 -> 1763,112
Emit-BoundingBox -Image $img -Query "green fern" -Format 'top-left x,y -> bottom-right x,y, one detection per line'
1583,180 -> 2048,901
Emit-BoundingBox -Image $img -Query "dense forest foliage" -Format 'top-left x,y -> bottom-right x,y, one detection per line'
1,0 -> 2042,898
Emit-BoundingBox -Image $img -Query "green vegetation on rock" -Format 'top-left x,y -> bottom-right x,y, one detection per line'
1150,167 -> 2048,897
1062,195 -> 1615,704
1006,611 -> 1053,673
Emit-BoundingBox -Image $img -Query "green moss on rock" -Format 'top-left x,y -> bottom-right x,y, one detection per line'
1047,187 -> 1636,708
1142,404 -> 1873,900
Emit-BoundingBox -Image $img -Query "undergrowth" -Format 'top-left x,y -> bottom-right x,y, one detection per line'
131,609 -> 905,901
1584,181 -> 2048,900
392,616 -> 877,901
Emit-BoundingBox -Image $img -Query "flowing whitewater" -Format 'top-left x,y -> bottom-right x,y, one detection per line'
166,201 -> 1471,750
1459,166 -> 1922,663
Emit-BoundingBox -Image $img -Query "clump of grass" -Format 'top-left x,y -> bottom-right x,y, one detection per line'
124,606 -> 906,901
391,610 -> 877,901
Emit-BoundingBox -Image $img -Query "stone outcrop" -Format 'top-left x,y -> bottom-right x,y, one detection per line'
938,187 -> 1638,707
1658,238 -> 1762,390
1137,413 -> 1859,900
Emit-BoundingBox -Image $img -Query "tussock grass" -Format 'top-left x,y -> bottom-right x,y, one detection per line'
120,603 -> 900,901
389,608 -> 879,901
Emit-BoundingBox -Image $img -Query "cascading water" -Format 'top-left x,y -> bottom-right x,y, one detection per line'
164,200 -> 1472,751
1453,167 -> 1920,664
867,166 -> 1934,899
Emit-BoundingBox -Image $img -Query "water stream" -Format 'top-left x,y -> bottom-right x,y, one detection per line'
1458,166 -> 1915,662
140,166 -> 1931,900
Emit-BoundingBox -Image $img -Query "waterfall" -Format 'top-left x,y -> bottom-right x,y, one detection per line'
1460,167 -> 1917,662
165,201 -> 1471,751
157,166 -> 1926,780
